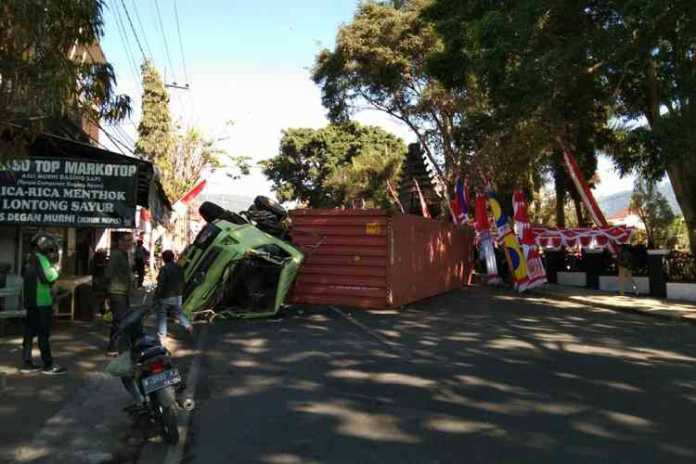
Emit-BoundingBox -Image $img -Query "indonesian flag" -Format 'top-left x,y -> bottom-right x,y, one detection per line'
413,177 -> 431,218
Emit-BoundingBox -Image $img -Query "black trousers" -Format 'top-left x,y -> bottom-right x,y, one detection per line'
135,259 -> 145,288
108,294 -> 131,351
22,306 -> 53,367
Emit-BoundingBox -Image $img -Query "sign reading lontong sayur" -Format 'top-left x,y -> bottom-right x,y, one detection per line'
0,158 -> 138,227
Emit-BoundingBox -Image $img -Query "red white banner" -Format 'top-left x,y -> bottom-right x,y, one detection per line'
531,225 -> 634,249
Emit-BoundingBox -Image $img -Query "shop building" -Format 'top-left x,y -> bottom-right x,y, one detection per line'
0,130 -> 170,318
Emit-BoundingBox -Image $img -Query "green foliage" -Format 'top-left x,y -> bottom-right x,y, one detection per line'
135,61 -> 176,199
261,122 -> 406,208
0,0 -> 131,160
629,179 -> 676,249
169,126 -> 251,202
424,0 -> 696,253
424,0 -> 613,226
313,0 -> 470,185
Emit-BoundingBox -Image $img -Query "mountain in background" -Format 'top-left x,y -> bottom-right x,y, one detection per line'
597,180 -> 681,216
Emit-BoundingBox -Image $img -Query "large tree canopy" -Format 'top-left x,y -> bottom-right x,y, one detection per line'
312,0 -> 472,188
424,0 -> 696,253
0,0 -> 130,160
261,122 -> 405,208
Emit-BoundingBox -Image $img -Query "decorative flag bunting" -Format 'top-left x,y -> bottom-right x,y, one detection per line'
530,225 -> 634,249
512,191 -> 546,289
413,177 -> 431,218
474,194 -> 500,285
488,190 -> 530,292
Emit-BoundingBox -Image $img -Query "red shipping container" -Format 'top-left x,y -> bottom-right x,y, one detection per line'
290,209 -> 474,309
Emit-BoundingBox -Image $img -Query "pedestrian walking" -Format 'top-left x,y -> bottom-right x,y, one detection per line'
105,233 -> 134,355
154,250 -> 192,342
21,233 -> 66,375
134,239 -> 149,288
617,244 -> 638,296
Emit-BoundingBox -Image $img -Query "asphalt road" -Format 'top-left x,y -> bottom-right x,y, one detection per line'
181,287 -> 696,464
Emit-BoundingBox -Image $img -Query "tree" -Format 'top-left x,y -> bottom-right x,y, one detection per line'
261,122 -> 406,208
135,60 -> 176,199
600,1 -> 696,255
629,179 -> 676,249
424,0 -> 610,225
169,126 -> 251,202
312,0 -> 471,190
0,0 -> 130,160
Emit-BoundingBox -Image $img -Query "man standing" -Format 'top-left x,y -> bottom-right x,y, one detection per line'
134,239 -> 149,288
617,244 -> 639,296
106,233 -> 134,355
155,250 -> 192,343
21,233 -> 66,375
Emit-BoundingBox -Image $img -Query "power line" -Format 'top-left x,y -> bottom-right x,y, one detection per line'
120,0 -> 147,62
111,0 -> 141,87
130,0 -> 153,59
173,0 -> 190,85
154,0 -> 178,83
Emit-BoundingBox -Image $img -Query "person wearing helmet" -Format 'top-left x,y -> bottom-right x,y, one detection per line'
21,233 -> 66,375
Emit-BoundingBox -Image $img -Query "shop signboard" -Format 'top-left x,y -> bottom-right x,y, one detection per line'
0,158 -> 138,228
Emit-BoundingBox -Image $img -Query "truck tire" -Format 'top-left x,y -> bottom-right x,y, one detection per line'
199,201 -> 247,225
254,196 -> 287,219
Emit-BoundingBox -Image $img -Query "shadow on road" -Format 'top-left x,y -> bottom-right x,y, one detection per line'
186,286 -> 696,464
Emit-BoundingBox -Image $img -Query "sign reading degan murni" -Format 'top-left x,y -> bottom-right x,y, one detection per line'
0,158 -> 138,227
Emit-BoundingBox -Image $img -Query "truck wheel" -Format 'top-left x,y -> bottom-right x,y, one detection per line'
254,196 -> 287,219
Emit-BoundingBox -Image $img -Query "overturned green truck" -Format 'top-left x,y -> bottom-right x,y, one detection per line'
179,199 -> 304,320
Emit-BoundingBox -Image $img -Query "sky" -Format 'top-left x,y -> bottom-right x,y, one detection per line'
99,0 -> 634,202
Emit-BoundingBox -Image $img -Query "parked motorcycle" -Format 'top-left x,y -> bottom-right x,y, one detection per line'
108,306 -> 188,444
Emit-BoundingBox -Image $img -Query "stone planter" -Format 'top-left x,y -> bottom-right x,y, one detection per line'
557,271 -> 586,287
599,276 -> 650,294
666,283 -> 696,303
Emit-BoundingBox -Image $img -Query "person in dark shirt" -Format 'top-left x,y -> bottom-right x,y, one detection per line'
134,240 -> 149,288
154,250 -> 192,341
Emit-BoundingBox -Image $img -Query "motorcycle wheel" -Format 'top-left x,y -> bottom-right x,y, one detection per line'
157,404 -> 180,444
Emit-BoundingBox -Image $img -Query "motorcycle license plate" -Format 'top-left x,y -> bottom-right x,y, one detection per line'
142,369 -> 182,394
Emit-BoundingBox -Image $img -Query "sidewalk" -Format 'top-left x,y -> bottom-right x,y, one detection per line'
531,283 -> 696,323
0,286 -> 193,464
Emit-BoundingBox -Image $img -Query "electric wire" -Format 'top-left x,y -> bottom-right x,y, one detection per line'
154,0 -> 178,83
173,0 -> 190,85
120,0 -> 147,62
130,0 -> 153,59
111,0 -> 141,88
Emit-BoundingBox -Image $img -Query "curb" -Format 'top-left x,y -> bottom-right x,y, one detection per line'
528,289 -> 694,325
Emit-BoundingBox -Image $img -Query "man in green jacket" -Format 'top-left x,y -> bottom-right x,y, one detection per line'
106,233 -> 134,355
21,233 -> 66,375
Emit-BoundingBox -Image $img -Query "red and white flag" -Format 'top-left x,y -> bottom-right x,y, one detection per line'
413,178 -> 431,218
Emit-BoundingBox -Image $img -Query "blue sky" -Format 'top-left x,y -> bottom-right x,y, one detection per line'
99,0 -> 634,200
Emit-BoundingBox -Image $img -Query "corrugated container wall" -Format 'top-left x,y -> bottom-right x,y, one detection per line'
290,209 -> 474,309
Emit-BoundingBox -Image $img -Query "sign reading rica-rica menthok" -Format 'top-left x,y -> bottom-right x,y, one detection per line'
0,158 -> 138,227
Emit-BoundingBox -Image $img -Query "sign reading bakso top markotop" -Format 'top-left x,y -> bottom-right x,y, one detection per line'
0,158 -> 138,227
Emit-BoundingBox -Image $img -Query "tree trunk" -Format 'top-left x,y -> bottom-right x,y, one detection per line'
570,190 -> 585,226
554,172 -> 566,228
667,159 -> 696,255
